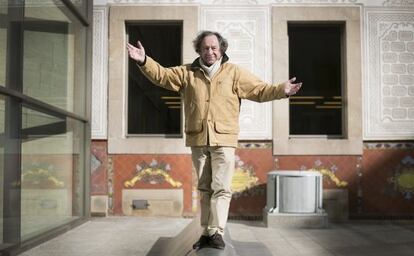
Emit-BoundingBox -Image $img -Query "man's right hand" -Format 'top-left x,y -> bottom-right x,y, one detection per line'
126,41 -> 146,65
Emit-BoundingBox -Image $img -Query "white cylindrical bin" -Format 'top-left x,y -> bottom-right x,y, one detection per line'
266,171 -> 324,214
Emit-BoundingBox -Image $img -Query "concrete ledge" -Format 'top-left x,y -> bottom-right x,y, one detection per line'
146,216 -> 240,256
146,217 -> 202,256
264,212 -> 328,228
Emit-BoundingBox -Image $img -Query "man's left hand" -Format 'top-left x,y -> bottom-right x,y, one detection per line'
283,77 -> 302,96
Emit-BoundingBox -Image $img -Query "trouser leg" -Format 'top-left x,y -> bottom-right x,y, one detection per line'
191,147 -> 213,236
191,146 -> 236,236
208,146 -> 235,236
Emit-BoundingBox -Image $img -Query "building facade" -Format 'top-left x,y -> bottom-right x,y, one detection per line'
91,0 -> 414,220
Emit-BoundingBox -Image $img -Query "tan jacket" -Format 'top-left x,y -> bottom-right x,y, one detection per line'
138,55 -> 287,147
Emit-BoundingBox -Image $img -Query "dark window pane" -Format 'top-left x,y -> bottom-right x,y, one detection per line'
127,23 -> 182,135
288,24 -> 343,136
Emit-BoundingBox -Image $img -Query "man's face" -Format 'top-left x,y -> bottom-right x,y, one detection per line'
200,35 -> 222,66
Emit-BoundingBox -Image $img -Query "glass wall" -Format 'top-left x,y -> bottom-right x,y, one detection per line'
0,0 -> 90,253
24,2 -> 87,116
69,0 -> 87,16
0,4 -> 6,87
20,108 -> 85,240
0,96 -> 4,245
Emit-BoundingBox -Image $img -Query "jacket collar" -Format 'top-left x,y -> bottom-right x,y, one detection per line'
191,54 -> 229,70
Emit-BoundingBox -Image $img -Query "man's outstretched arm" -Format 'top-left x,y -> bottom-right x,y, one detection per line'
235,66 -> 302,102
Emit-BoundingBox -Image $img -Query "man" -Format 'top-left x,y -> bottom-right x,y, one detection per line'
127,31 -> 302,250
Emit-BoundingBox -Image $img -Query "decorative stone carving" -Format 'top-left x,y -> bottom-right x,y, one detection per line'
383,0 -> 414,7
102,0 -> 362,4
92,8 -> 108,139
272,0 -> 358,3
201,7 -> 272,139
364,9 -> 414,139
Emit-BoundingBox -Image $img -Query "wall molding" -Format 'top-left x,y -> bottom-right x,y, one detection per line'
92,7 -> 108,139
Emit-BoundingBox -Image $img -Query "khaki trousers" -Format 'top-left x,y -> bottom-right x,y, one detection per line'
191,146 -> 235,236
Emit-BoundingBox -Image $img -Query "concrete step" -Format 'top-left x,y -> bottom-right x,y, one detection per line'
146,217 -> 239,256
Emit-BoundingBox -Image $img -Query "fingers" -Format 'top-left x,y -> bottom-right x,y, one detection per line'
126,41 -> 143,50
292,83 -> 302,90
294,82 -> 302,88
287,82 -> 302,96
126,43 -> 135,51
289,77 -> 296,83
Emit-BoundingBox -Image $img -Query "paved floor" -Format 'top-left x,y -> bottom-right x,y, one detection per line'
19,217 -> 414,256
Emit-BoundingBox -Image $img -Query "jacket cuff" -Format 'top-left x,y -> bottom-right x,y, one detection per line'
136,55 -> 147,66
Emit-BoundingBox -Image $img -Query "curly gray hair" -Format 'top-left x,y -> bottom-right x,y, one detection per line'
192,31 -> 228,54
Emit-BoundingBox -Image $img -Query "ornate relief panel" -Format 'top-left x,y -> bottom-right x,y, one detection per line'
92,7 -> 108,139
101,0 -> 362,4
364,9 -> 414,139
383,0 -> 414,6
97,0 -> 413,7
201,7 -> 272,139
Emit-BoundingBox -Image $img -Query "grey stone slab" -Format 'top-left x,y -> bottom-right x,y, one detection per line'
276,229 -> 309,239
367,229 -> 414,244
265,243 -> 300,256
286,237 -> 332,255
232,241 -> 273,256
19,217 -> 190,256
16,217 -> 414,256
193,247 -> 237,256
333,243 -> 414,256
227,227 -> 257,242
265,213 -> 328,229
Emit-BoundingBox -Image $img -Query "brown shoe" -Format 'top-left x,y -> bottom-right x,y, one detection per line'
209,232 -> 225,250
193,235 -> 210,249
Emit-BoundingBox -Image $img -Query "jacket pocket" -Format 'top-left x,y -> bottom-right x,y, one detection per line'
214,120 -> 239,134
185,120 -> 203,134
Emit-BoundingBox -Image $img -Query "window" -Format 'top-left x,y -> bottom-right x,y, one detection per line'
109,5 -> 197,154
272,7 -> 362,155
288,24 -> 344,136
127,22 -> 182,136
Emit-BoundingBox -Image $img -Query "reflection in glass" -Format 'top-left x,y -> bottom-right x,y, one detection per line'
69,0 -> 87,17
23,3 -> 86,116
0,96 -> 4,245
20,107 -> 85,241
0,6 -> 7,87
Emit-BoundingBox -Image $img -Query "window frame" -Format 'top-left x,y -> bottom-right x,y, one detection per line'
108,6 -> 198,154
272,6 -> 362,155
125,21 -> 183,138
